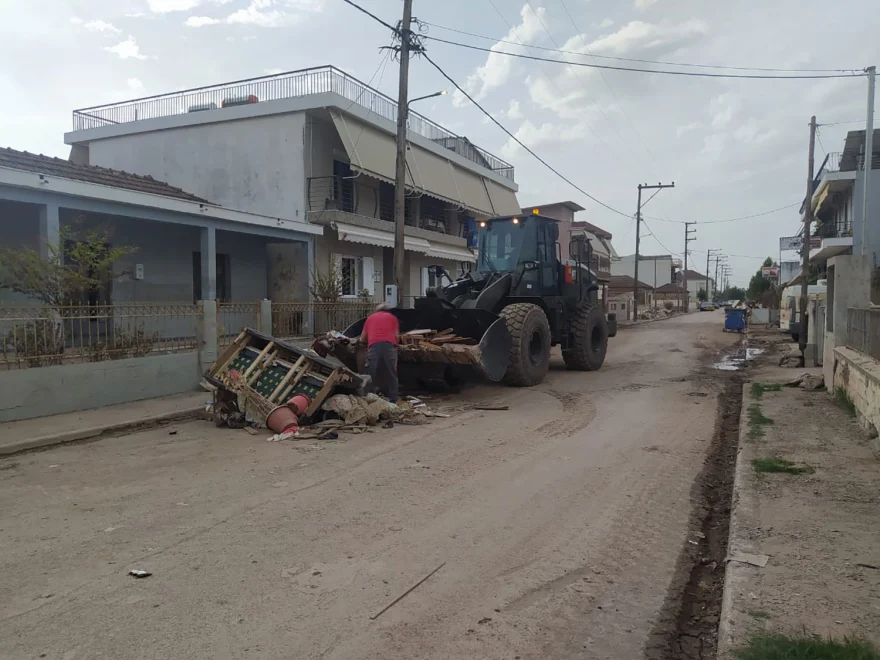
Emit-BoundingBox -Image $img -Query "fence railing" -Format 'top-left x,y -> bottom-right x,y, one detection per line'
272,301 -> 374,340
0,303 -> 201,370
217,301 -> 260,349
846,307 -> 880,361
71,65 -> 515,181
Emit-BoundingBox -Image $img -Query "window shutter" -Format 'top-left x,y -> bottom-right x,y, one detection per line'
362,256 -> 375,297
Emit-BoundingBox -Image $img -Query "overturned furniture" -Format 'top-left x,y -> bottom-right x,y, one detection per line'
204,328 -> 364,427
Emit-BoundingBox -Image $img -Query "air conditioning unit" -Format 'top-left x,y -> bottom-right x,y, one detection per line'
221,94 -> 259,108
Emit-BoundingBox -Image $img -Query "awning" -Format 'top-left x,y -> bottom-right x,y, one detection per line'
808,237 -> 852,264
333,221 -> 431,254
330,110 -> 518,218
426,241 -> 477,263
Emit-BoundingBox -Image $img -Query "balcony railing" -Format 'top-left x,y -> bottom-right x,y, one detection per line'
71,65 -> 515,181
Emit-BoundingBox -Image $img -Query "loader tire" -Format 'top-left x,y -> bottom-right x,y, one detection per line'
562,303 -> 608,372
500,303 -> 551,387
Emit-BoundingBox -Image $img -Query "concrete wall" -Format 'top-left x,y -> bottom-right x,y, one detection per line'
612,255 -> 674,288
87,112 -> 307,221
0,352 -> 200,422
0,200 -> 42,306
851,168 -> 880,262
833,346 -> 880,439
823,254 -> 873,388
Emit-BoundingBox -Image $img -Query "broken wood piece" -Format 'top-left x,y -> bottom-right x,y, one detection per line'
243,341 -> 275,380
726,552 -> 769,568
474,405 -> 509,411
402,329 -> 435,336
369,562 -> 446,620
269,355 -> 307,402
243,426 -> 259,435
425,411 -> 451,418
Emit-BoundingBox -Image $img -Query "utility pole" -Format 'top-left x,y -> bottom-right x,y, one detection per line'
683,222 -> 696,312
799,116 -> 816,366
392,0 -> 414,306
714,255 -> 722,298
706,248 -> 719,301
861,65 -> 875,265
633,182 -> 675,320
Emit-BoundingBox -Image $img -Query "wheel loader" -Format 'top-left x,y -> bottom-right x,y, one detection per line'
339,213 -> 616,387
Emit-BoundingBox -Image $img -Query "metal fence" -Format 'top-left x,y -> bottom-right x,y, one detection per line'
71,65 -> 515,181
0,303 -> 202,370
846,307 -> 880,361
217,301 -> 260,349
272,301 -> 374,340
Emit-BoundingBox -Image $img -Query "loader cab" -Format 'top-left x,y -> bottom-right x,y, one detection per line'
476,214 -> 560,297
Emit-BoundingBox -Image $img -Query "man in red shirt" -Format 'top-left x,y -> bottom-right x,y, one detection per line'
361,303 -> 400,402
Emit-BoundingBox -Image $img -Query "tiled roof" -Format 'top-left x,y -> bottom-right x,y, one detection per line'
655,283 -> 684,294
679,269 -> 709,280
609,274 -> 653,290
0,148 -> 208,203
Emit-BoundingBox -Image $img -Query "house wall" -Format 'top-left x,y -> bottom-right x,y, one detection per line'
86,112 -> 308,221
0,352 -> 200,423
612,255 -> 673,288
851,169 -> 880,261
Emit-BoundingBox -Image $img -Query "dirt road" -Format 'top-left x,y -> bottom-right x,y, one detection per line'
0,313 -> 739,660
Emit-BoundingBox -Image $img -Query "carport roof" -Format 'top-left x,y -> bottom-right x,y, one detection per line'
0,148 -> 208,203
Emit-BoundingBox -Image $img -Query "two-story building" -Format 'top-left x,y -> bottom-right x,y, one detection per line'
612,253 -> 680,289
62,65 -> 520,305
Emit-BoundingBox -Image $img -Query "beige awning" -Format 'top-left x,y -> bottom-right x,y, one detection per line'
484,177 -> 521,216
333,222 -> 430,254
426,241 -> 477,263
330,110 -> 519,218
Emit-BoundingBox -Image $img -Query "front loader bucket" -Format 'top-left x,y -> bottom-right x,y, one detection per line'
342,302 -> 511,382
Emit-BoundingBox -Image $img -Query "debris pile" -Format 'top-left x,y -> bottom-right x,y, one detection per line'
398,328 -> 477,347
638,307 -> 677,321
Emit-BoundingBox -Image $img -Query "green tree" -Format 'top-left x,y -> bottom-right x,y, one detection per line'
722,286 -> 747,301
747,257 -> 776,299
697,287 -> 708,302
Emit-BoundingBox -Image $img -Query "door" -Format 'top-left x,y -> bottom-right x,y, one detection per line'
538,221 -> 559,296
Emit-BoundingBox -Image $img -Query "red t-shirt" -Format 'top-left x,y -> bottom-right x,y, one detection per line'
363,311 -> 399,347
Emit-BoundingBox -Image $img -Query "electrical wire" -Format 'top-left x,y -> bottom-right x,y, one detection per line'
647,201 -> 802,225
640,218 -> 677,255
418,20 -> 862,74
424,36 -> 867,80
340,0 -> 398,32
423,52 -> 633,218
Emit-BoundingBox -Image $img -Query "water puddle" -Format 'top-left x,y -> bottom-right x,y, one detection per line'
712,346 -> 764,371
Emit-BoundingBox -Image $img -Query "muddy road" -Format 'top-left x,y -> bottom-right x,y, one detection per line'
0,312 -> 740,660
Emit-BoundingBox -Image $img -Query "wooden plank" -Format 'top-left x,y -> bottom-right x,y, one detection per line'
303,370 -> 343,417
243,341 -> 274,380
268,354 -> 307,402
210,330 -> 250,377
401,329 -> 435,336
278,358 -> 315,402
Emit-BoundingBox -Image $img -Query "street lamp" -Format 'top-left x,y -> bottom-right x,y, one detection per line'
408,90 -> 446,108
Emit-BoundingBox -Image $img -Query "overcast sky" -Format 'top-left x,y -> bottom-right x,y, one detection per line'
1,0 -> 876,285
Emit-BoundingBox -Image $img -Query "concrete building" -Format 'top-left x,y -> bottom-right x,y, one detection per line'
612,254 -> 680,289
64,65 -> 520,304
608,275 -> 653,312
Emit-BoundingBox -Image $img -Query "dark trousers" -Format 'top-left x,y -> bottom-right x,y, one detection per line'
367,341 -> 398,403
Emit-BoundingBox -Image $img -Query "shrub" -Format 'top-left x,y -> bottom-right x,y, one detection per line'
663,301 -> 674,311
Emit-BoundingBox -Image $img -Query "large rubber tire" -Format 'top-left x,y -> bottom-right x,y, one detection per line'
562,303 -> 608,372
500,303 -> 551,387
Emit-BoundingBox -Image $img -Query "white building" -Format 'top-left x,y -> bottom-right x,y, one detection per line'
612,254 -> 680,289
63,65 -> 521,305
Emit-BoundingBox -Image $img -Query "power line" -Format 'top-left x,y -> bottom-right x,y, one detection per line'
817,119 -> 864,127
423,52 -> 632,218
418,21 -> 862,74
647,201 -> 802,225
423,36 -> 867,79
640,218 -> 677,255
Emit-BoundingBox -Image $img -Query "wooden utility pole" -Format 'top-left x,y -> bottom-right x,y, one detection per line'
799,116 -> 816,366
633,182 -> 675,320
683,222 -> 696,312
392,0 -> 414,306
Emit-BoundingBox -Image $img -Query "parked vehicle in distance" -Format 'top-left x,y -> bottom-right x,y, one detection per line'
700,301 -> 717,311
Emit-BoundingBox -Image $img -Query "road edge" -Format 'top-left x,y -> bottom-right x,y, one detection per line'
716,382 -> 754,658
0,407 -> 204,457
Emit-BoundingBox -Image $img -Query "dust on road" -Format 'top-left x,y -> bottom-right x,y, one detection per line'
0,312 -> 740,660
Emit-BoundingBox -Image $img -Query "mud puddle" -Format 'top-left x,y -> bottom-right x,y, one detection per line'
644,376 -> 742,659
712,345 -> 764,371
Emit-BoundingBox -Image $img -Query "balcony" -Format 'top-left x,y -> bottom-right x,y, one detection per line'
71,65 -> 515,182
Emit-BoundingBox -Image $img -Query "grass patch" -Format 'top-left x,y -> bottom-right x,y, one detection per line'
753,457 -> 813,475
751,382 -> 783,399
733,634 -> 880,660
747,404 -> 774,439
747,609 -> 771,620
835,387 -> 857,417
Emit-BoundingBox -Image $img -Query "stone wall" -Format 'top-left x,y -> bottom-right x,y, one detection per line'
833,346 -> 880,439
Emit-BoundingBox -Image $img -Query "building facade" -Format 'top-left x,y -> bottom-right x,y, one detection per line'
612,254 -> 680,289
64,66 -> 520,305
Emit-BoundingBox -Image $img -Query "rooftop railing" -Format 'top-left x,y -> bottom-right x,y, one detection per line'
71,65 -> 515,181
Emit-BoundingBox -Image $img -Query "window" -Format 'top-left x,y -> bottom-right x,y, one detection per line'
192,252 -> 231,302
340,257 -> 357,296
335,255 -> 375,298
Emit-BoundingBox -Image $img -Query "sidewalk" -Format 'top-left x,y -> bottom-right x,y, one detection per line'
718,380 -> 880,657
0,391 -> 207,456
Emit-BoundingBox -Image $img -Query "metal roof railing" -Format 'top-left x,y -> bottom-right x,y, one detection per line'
71,65 -> 515,181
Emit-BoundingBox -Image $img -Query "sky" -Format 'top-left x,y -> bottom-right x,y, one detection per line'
1,0 -> 877,286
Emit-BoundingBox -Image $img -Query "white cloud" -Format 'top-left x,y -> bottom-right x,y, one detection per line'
264,67 -> 284,75
507,99 -> 523,120
635,0 -> 658,10
104,36 -> 150,60
185,0 -> 323,28
709,92 -> 740,128
592,18 -> 614,30
499,119 -> 589,160
69,17 -> 83,25
127,78 -> 145,92
83,20 -> 122,34
455,4 -> 548,104
676,121 -> 702,138
148,0 -> 202,11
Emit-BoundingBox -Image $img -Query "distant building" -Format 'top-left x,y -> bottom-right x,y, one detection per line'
612,254 -> 680,288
